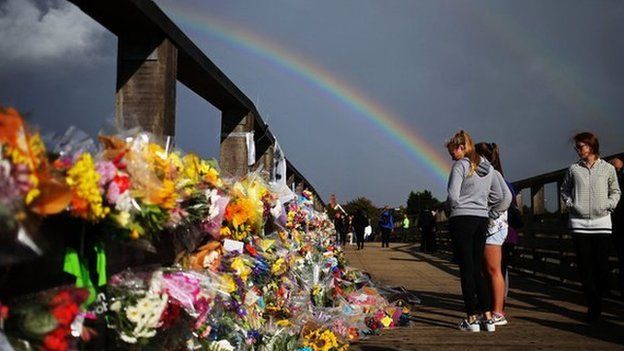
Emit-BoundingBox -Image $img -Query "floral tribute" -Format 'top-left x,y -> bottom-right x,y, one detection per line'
1,108 -> 414,351
4,287 -> 89,351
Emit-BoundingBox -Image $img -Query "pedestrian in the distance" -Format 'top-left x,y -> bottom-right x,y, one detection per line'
333,211 -> 348,247
379,207 -> 394,248
561,132 -> 621,321
418,208 -> 435,253
446,130 -> 511,332
353,209 -> 369,250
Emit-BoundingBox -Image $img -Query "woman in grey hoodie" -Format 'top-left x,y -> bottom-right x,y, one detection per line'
560,132 -> 620,321
446,130 -> 511,332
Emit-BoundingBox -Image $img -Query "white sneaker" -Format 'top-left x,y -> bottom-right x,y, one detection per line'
481,318 -> 496,332
491,312 -> 508,326
458,319 -> 480,332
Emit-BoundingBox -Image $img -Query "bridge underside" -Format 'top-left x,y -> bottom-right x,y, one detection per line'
346,243 -> 624,351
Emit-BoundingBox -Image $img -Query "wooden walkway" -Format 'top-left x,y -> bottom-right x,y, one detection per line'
346,243 -> 624,351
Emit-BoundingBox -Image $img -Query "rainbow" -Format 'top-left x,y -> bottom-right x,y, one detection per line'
161,3 -> 451,187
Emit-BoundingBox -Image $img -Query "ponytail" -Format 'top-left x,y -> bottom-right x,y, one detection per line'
446,130 -> 480,176
475,142 -> 504,176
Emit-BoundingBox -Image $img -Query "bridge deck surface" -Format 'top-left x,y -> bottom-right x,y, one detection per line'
346,243 -> 624,351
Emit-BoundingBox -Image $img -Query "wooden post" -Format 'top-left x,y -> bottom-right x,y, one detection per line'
531,184 -> 545,216
516,191 -> 523,215
220,110 -> 254,179
253,137 -> 274,181
116,33 -> 177,137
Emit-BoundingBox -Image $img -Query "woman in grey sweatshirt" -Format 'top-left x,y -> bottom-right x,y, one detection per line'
445,130 -> 511,332
560,132 -> 620,321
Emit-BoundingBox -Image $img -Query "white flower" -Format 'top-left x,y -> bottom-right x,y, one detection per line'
115,191 -> 134,212
209,340 -> 235,351
109,301 -> 121,312
120,333 -> 138,344
145,312 -> 161,327
125,306 -> 141,323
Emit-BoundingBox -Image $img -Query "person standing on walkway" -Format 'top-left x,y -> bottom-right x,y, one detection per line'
401,215 -> 411,242
475,142 -> 513,326
609,157 -> 624,299
561,133 -> 621,321
418,208 -> 435,253
446,130 -> 511,332
379,207 -> 394,248
334,211 -> 348,247
353,209 -> 369,250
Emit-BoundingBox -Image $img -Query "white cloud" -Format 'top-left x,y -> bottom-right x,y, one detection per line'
0,0 -> 107,66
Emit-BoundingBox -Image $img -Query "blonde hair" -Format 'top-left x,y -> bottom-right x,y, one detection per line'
445,130 -> 480,176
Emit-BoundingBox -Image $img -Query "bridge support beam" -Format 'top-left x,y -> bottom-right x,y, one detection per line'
531,185 -> 545,216
220,110 -> 254,179
116,33 -> 177,137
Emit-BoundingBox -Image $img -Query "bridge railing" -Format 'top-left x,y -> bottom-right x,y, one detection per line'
2,0 -> 326,300
434,152 -> 623,292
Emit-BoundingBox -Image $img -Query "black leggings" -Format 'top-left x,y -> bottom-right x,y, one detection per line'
381,228 -> 391,247
573,234 -> 611,312
356,230 -> 365,249
450,215 -> 491,316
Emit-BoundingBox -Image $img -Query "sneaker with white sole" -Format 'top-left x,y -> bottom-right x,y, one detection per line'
491,312 -> 508,326
458,319 -> 480,332
481,318 -> 496,332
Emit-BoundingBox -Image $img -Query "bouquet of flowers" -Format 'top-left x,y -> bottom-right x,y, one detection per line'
4,287 -> 89,351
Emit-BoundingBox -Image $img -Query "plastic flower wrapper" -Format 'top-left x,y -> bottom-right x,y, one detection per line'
3,287 -> 90,351
0,108 -> 72,217
256,328 -> 300,351
222,173 -> 270,241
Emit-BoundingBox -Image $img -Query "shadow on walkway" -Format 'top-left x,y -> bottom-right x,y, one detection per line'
388,243 -> 624,346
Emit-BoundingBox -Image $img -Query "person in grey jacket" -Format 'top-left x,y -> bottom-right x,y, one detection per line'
445,130 -> 512,332
560,132 -> 621,321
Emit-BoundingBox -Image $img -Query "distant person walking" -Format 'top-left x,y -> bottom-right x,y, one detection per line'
402,215 -> 411,242
334,211 -> 348,247
418,208 -> 436,253
610,157 -> 624,298
353,209 -> 369,250
446,130 -> 511,332
379,207 -> 394,248
475,142 -> 513,326
561,132 -> 621,321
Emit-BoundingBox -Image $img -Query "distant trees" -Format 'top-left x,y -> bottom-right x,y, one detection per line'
342,197 -> 380,224
406,190 -> 441,216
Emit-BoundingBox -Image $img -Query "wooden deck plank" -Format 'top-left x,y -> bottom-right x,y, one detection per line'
346,243 -> 624,351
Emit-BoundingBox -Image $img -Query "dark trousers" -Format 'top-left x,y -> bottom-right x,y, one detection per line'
421,227 -> 436,253
339,232 -> 347,246
381,228 -> 391,247
356,230 -> 365,249
573,234 -> 611,313
450,215 -> 491,316
613,221 -> 624,298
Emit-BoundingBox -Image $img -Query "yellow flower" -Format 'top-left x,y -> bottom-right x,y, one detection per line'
156,179 -> 177,209
271,258 -> 287,276
66,153 -> 109,221
221,274 -> 237,293
231,257 -> 251,282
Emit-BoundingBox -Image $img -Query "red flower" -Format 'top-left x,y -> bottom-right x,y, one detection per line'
50,291 -> 72,306
245,244 -> 257,257
113,175 -> 131,193
43,328 -> 69,351
51,303 -> 79,326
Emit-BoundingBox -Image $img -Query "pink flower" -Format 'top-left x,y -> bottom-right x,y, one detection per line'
95,161 -> 117,188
